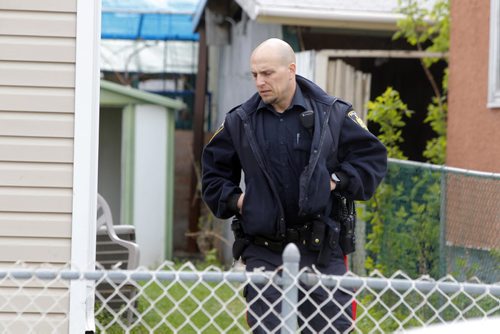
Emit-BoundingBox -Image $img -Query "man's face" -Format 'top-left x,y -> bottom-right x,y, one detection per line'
250,53 -> 293,108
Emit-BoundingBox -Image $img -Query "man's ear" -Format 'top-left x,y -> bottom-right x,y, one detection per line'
289,63 -> 296,78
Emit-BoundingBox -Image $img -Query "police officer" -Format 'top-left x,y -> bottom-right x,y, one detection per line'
201,38 -> 387,333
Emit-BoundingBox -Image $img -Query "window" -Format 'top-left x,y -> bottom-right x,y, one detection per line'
488,0 -> 500,108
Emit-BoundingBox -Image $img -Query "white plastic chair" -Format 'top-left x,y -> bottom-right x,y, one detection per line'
96,193 -> 140,269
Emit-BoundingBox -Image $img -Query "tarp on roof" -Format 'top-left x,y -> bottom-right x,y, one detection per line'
102,0 -> 200,41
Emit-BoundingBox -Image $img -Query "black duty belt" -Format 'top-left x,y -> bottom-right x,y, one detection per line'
253,224 -> 311,253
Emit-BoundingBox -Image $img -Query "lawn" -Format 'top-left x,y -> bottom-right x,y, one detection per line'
95,278 -> 249,333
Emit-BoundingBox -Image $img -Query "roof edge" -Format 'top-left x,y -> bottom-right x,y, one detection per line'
100,80 -> 185,109
235,0 -> 407,31
192,0 -> 208,32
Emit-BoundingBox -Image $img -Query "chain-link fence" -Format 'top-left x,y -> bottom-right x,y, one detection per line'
2,244 -> 499,333
358,159 -> 500,283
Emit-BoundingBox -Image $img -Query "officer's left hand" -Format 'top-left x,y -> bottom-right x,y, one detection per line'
330,180 -> 336,191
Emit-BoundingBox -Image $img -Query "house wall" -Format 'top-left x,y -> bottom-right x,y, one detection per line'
133,105 -> 167,266
214,20 -> 282,127
0,0 -> 76,330
448,0 -> 500,172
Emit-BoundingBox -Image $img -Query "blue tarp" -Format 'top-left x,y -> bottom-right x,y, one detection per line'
101,0 -> 200,41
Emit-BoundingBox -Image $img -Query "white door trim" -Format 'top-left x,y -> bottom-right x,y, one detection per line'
69,0 -> 101,331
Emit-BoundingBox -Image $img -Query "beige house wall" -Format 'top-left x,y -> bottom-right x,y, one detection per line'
447,0 -> 500,172
0,0 -> 77,331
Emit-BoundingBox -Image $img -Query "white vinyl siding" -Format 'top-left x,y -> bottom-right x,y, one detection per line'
0,162 -> 73,187
0,36 -> 76,62
0,62 -> 75,87
0,1 -> 77,331
0,212 -> 71,237
0,237 -> 71,263
0,11 -> 76,37
0,112 -> 74,137
0,0 -> 76,12
0,87 -> 74,112
0,137 -> 73,162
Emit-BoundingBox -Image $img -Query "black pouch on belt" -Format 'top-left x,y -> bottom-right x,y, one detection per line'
307,219 -> 325,251
317,219 -> 341,267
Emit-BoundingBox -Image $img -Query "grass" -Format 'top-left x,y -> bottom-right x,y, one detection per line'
95,275 -> 249,333
94,259 -> 500,333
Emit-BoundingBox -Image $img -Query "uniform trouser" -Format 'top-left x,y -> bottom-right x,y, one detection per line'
242,243 -> 354,333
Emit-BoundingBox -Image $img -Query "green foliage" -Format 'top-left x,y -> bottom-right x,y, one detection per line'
394,0 -> 449,164
364,88 -> 416,275
363,165 -> 441,277
366,87 -> 412,160
453,256 -> 481,281
394,0 -> 450,67
362,0 -> 450,279
423,96 -> 447,164
356,286 -> 500,332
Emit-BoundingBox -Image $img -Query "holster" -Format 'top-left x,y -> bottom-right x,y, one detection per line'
339,213 -> 356,255
231,217 -> 250,260
333,193 -> 357,255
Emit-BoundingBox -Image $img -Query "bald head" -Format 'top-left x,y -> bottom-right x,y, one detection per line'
250,38 -> 297,113
251,38 -> 296,66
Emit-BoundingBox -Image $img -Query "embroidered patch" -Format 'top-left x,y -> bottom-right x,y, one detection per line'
348,110 -> 368,131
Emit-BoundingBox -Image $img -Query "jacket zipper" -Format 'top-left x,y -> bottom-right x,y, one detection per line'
237,109 -> 286,238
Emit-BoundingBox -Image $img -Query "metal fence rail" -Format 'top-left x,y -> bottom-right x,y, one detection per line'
358,159 -> 500,283
1,244 -> 499,333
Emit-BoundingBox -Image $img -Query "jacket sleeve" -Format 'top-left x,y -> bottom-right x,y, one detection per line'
201,119 -> 243,219
336,113 -> 388,201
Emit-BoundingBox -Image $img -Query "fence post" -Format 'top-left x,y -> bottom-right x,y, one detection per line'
281,243 -> 300,334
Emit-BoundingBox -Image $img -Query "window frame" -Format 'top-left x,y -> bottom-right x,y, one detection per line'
488,0 -> 500,108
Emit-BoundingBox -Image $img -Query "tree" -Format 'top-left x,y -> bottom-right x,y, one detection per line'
394,0 -> 449,164
363,0 -> 450,277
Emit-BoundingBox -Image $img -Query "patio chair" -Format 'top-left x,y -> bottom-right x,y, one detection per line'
95,193 -> 140,320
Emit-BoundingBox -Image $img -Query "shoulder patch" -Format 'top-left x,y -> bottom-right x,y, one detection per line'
347,110 -> 368,131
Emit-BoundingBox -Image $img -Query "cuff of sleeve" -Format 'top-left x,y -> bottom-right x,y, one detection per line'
335,171 -> 349,191
227,193 -> 241,214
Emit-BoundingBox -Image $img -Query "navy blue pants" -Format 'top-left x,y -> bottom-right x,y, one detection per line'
242,243 -> 354,333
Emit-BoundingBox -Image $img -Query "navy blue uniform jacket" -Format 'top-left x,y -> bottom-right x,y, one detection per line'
201,75 -> 387,238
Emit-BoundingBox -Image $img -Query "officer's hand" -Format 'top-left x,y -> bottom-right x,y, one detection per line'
237,193 -> 245,214
330,180 -> 336,191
